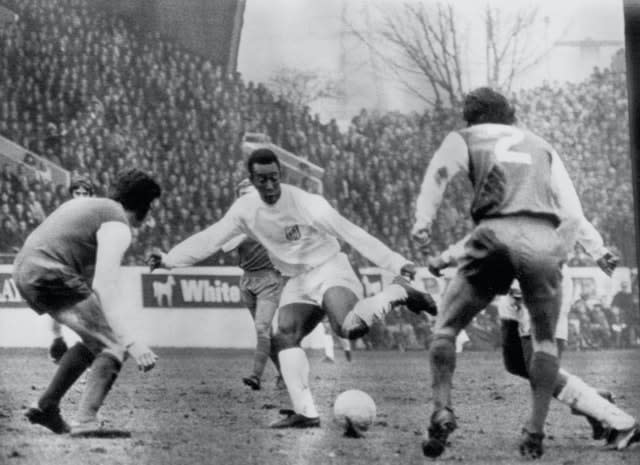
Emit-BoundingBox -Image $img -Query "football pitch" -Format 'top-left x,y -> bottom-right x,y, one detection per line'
1,348 -> 639,465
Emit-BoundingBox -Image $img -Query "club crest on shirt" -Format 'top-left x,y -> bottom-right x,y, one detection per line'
284,224 -> 301,241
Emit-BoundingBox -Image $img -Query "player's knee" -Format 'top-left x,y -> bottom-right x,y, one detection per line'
271,333 -> 297,353
254,321 -> 271,338
429,334 -> 456,367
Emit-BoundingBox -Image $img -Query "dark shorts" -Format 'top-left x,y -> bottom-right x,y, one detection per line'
239,269 -> 285,312
458,216 -> 565,303
13,255 -> 91,315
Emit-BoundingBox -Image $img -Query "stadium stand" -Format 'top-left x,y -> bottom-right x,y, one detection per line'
0,0 -> 637,348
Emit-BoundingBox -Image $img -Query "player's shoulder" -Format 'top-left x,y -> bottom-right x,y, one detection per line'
93,198 -> 128,220
282,183 -> 327,204
230,188 -> 261,211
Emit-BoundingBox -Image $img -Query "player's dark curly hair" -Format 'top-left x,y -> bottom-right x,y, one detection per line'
110,169 -> 161,221
463,87 -> 516,126
247,148 -> 281,175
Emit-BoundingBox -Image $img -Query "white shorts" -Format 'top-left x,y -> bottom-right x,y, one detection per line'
278,253 -> 364,308
496,295 -> 569,340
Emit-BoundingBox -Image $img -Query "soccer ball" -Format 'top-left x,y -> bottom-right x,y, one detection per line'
333,389 -> 376,432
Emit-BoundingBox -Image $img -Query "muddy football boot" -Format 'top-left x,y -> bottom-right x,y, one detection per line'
25,405 -> 70,434
391,276 -> 438,316
422,407 -> 457,458
70,419 -> 132,438
519,428 -> 545,459
242,374 -> 261,391
605,423 -> 640,450
269,409 -> 320,429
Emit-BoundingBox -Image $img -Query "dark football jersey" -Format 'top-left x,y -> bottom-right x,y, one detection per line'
457,124 -> 560,225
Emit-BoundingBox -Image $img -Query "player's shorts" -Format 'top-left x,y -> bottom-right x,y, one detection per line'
14,254 -> 126,361
13,254 -> 92,315
459,216 -> 564,299
278,252 -> 364,308
239,268 -> 285,311
457,216 -> 564,340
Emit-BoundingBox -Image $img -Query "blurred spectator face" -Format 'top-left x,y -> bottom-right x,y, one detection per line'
71,185 -> 91,198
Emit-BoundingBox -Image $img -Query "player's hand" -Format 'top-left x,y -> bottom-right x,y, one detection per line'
411,227 -> 431,255
426,254 -> 450,277
400,263 -> 416,281
127,342 -> 158,372
596,251 -> 619,277
146,247 -> 168,272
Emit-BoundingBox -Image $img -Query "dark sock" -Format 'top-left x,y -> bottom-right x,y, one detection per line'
526,351 -> 560,434
502,321 -> 530,379
269,339 -> 281,373
430,334 -> 456,411
39,343 -> 95,411
252,334 -> 271,379
76,353 -> 122,422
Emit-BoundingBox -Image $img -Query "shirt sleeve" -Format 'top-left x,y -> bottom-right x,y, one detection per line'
93,221 -> 135,346
442,233 -> 471,263
550,150 -> 607,259
414,131 -> 469,233
165,205 -> 244,268
221,234 -> 247,253
307,194 -> 409,275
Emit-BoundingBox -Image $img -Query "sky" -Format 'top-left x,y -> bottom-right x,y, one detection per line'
238,0 -> 625,122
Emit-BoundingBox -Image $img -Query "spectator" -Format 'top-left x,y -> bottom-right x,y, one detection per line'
611,281 -> 639,347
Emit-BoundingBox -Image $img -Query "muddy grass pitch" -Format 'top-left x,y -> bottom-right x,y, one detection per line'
1,348 -> 639,465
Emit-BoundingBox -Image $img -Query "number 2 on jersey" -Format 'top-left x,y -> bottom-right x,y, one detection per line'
493,127 -> 532,165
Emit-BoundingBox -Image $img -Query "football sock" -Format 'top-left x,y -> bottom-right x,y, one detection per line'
324,331 -> 335,360
429,334 -> 456,411
253,333 -> 271,379
501,320 -> 530,379
556,372 -> 635,430
278,347 -> 319,418
75,353 -> 122,423
351,284 -> 408,326
269,340 -> 280,373
526,351 -> 559,434
39,343 -> 95,411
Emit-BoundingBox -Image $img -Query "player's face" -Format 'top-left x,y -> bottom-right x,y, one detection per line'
72,186 -> 91,198
251,162 -> 281,205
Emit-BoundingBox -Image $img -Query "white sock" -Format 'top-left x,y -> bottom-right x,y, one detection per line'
340,338 -> 351,352
324,332 -> 335,360
278,348 -> 319,418
556,373 -> 636,430
353,284 -> 408,324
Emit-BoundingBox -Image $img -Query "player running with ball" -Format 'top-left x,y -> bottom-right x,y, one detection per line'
148,148 -> 436,428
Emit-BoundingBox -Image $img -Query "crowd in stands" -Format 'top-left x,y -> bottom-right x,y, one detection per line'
0,0 -> 638,348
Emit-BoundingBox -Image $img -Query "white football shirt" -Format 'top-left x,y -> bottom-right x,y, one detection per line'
165,184 -> 409,277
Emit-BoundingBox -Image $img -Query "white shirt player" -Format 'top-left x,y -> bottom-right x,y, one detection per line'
164,183 -> 409,277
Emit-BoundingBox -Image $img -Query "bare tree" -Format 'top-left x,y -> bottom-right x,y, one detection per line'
267,67 -> 343,109
346,2 -> 559,107
485,5 -> 555,91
